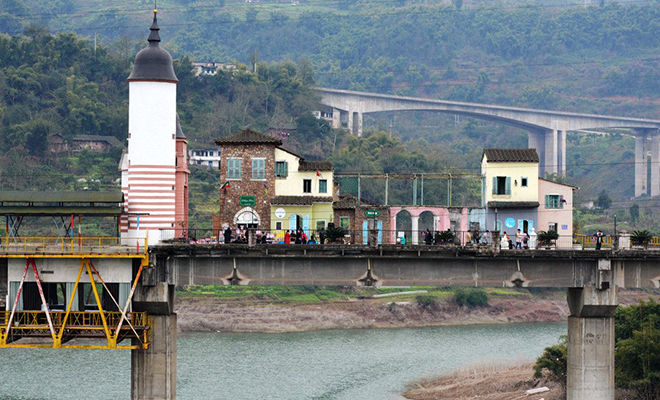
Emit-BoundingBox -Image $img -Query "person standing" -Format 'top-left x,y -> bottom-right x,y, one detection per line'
284,230 -> 291,244
424,229 -> 433,245
515,229 -> 523,249
319,228 -> 325,245
223,226 -> 232,244
595,229 -> 604,250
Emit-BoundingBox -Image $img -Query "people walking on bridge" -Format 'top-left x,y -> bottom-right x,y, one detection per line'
515,229 -> 523,249
523,232 -> 530,249
595,230 -> 604,250
224,226 -> 232,244
424,229 -> 433,245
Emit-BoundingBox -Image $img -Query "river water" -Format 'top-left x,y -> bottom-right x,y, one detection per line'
0,323 -> 566,400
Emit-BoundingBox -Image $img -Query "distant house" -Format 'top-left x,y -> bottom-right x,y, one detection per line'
49,134 -> 122,153
188,148 -> 221,168
192,62 -> 241,77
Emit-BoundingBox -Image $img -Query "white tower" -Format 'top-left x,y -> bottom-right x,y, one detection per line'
120,9 -> 179,246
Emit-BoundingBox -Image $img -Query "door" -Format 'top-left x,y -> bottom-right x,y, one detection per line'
289,215 -> 297,231
302,215 -> 310,236
377,220 -> 383,244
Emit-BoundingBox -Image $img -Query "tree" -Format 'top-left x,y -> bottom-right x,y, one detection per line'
630,204 -> 640,223
452,0 -> 463,10
534,336 -> 567,387
596,190 -> 612,209
24,119 -> 50,157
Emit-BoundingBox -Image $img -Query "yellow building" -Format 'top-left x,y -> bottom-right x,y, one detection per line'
270,148 -> 333,242
481,148 -> 540,234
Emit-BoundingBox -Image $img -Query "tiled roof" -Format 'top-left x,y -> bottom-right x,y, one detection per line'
482,148 -> 539,163
299,160 -> 333,172
487,201 -> 540,209
214,129 -> 282,146
271,196 -> 333,205
72,135 -> 122,147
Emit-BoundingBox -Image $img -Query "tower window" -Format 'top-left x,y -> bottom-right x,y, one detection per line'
228,158 -> 242,179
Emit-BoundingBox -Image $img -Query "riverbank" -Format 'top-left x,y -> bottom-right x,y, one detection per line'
404,361 -> 564,400
174,287 -> 658,333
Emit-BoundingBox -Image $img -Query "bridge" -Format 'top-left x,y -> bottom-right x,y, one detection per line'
315,87 -> 660,197
4,235 -> 660,399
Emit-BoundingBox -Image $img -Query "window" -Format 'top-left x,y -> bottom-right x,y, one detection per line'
316,221 -> 326,230
303,179 -> 312,193
340,216 -> 350,229
319,179 -> 327,193
252,158 -> 265,179
545,194 -> 564,209
227,158 -> 241,179
276,222 -> 282,230
208,161 -> 213,167
492,176 -> 511,195
521,177 -> 528,187
549,223 -> 558,232
275,161 -> 288,178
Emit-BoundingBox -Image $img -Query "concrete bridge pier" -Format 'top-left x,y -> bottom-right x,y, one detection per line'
635,131 -> 649,197
566,285 -> 617,400
131,259 -> 177,400
528,128 -> 566,177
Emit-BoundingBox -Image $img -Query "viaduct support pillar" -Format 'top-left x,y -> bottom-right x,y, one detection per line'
635,132 -> 648,197
331,108 -> 342,130
544,129 -> 558,177
651,132 -> 660,197
528,131 -> 544,177
566,285 -> 617,400
558,129 -> 566,176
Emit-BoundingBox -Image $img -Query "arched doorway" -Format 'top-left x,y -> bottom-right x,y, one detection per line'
419,211 -> 435,233
234,207 -> 260,229
396,210 -> 412,244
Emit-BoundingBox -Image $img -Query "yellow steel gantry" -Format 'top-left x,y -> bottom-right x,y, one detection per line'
0,235 -> 151,350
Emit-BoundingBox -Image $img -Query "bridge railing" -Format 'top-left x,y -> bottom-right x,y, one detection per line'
0,236 -> 148,257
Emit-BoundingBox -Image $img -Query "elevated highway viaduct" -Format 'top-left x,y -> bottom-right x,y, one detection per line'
144,243 -> 660,400
315,87 -> 660,197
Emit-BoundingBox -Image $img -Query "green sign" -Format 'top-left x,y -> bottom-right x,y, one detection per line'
365,209 -> 380,218
239,196 -> 256,207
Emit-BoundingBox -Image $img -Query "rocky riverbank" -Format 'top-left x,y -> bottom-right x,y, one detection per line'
174,288 -> 658,333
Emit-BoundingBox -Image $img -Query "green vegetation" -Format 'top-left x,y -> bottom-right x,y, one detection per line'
453,288 -> 489,307
415,295 -> 436,309
533,336 -> 567,387
535,300 -> 660,398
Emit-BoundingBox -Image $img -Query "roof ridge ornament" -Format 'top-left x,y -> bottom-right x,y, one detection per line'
148,4 -> 160,44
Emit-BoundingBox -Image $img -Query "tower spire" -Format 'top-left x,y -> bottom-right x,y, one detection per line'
148,4 -> 160,44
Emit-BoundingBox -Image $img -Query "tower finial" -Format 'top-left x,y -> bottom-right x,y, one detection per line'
148,5 -> 161,44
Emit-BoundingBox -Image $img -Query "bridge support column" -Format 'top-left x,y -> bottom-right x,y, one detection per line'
528,131 -> 544,177
558,129 -> 566,175
566,286 -> 618,400
544,129 -> 558,177
651,132 -> 660,197
132,258 -> 177,400
331,108 -> 342,129
131,314 -> 177,400
411,215 -> 419,245
635,132 -> 648,197
347,112 -> 354,135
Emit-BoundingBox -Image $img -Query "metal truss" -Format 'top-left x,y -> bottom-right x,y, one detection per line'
0,258 -> 150,350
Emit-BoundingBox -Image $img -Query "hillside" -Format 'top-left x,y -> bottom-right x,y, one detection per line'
2,1 -> 660,228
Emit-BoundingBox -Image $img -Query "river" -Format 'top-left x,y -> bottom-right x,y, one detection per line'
0,323 -> 566,400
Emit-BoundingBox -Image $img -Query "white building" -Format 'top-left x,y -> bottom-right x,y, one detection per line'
188,148 -> 221,168
119,10 -> 189,246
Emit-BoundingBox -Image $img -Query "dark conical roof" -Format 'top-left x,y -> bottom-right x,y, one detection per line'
176,114 -> 186,139
127,10 -> 178,83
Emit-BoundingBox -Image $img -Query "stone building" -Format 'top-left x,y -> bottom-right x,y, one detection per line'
215,129 -> 280,230
333,195 -> 390,245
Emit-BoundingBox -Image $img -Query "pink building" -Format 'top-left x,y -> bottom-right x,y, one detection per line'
537,178 -> 578,244
389,206 -> 469,245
